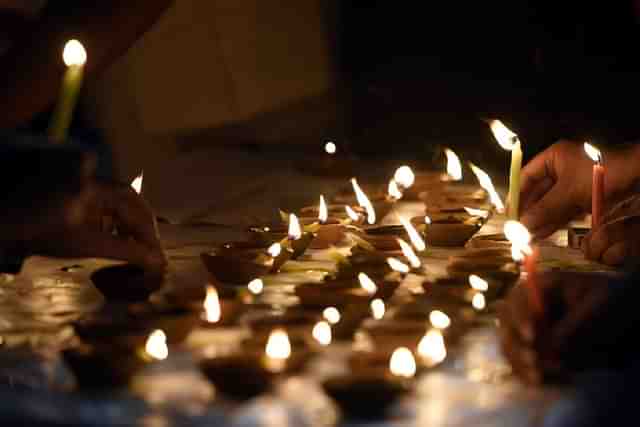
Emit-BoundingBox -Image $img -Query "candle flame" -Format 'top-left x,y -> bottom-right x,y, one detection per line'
472,292 -> 486,311
429,310 -> 451,329
358,272 -> 378,295
62,39 -> 87,67
145,329 -> 168,360
345,205 -> 360,222
394,166 -> 415,189
504,220 -> 533,261
131,171 -> 143,195
323,307 -> 341,324
389,347 -> 417,378
397,238 -> 421,268
464,207 -> 489,219
387,257 -> 410,274
203,285 -> 221,323
388,179 -> 403,200
417,329 -> 447,366
489,120 -> 519,151
318,195 -> 328,223
312,321 -> 332,346
267,243 -> 282,257
325,141 -> 337,155
265,328 -> 291,360
469,163 -> 505,213
444,148 -> 463,181
288,213 -> 302,240
370,298 -> 385,320
583,142 -> 602,164
469,274 -> 489,291
248,278 -> 264,295
398,215 -> 426,252
351,178 -> 376,224
424,216 -> 432,225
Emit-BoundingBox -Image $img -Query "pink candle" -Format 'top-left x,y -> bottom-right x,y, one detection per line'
592,163 -> 605,230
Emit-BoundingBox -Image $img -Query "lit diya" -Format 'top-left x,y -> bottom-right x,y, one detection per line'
446,248 -> 520,284
241,309 -> 322,349
411,214 -> 483,247
466,233 -> 512,250
331,178 -> 393,223
297,195 -> 350,249
295,272 -> 397,308
90,263 -> 164,302
163,282 -> 242,327
247,213 -> 315,258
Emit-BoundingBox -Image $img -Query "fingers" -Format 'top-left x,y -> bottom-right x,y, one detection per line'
520,176 -> 553,215
520,149 -> 555,200
582,218 -> 634,264
521,185 -> 581,237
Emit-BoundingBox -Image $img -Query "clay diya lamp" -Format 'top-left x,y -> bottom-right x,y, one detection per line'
446,248 -> 520,285
423,275 -> 506,303
200,243 -> 292,284
247,224 -> 315,259
359,318 -> 428,353
333,248 -> 395,280
385,300 -> 471,343
241,310 -> 321,347
90,264 -> 163,302
295,272 -> 397,308
299,204 -> 366,225
352,225 -> 411,252
163,283 -> 242,327
466,233 -> 512,250
410,215 -> 483,247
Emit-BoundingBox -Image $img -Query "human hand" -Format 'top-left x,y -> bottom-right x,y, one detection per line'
520,141 -> 640,238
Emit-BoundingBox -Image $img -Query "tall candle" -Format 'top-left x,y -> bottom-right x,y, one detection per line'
523,246 -> 542,316
48,39 -> 87,143
504,221 -> 542,316
489,120 -> 522,220
584,143 -> 605,230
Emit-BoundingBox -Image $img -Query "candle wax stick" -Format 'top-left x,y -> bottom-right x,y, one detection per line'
592,163 -> 605,230
48,64 -> 84,143
524,246 -> 543,316
508,140 -> 523,220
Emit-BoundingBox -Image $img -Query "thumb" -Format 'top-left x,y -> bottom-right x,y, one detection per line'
520,184 -> 582,238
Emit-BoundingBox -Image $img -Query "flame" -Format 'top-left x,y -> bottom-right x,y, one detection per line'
267,243 -> 282,257
325,141 -> 337,155
504,220 -> 533,261
131,171 -> 143,194
145,329 -> 169,360
398,215 -> 426,252
424,216 -> 432,225
265,328 -> 291,360
203,285 -> 221,323
312,321 -> 332,346
489,120 -> 519,151
388,179 -> 403,200
429,310 -> 451,329
345,205 -> 360,222
318,195 -> 328,223
472,292 -> 486,311
469,274 -> 489,291
469,163 -> 505,213
387,257 -> 410,273
389,347 -> 417,378
444,148 -> 463,181
62,39 -> 87,67
583,142 -> 602,164
370,298 -> 385,320
464,207 -> 489,219
323,307 -> 341,324
288,213 -> 302,240
394,166 -> 415,189
351,178 -> 376,224
248,278 -> 264,295
397,238 -> 421,268
358,272 -> 378,295
417,329 -> 447,366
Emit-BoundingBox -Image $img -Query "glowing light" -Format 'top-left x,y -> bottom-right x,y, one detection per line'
145,329 -> 169,360
267,243 -> 282,257
489,120 -> 519,151
265,328 -> 291,360
388,179 -> 403,200
323,307 -> 341,324
397,238 -> 421,269
444,148 -> 462,181
288,213 -> 302,240
131,171 -> 143,194
325,141 -> 337,155
584,142 -> 602,164
248,278 -> 264,295
389,347 -> 417,378
429,310 -> 451,329
318,195 -> 328,223
398,215 -> 426,252
62,39 -> 87,67
464,207 -> 490,219
394,166 -> 415,189
424,216 -> 432,225
312,321 -> 332,346
387,257 -> 410,274
469,163 -> 505,213
469,274 -> 489,291
370,298 -> 385,320
351,178 -> 376,224
345,205 -> 360,222
358,272 -> 378,295
472,292 -> 486,311
417,329 -> 447,366
504,220 -> 533,261
203,285 -> 221,323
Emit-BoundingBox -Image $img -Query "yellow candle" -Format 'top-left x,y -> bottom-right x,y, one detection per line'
489,120 -> 522,220
48,39 -> 87,143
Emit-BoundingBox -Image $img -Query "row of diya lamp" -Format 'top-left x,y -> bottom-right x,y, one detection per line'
62,156 -> 520,419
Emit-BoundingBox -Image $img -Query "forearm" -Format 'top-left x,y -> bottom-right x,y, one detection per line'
0,0 -> 172,128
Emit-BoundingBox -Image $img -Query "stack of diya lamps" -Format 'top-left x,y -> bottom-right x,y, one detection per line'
63,127 -> 538,420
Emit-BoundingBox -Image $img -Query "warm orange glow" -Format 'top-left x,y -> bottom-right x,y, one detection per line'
469,274 -> 489,291
267,243 -> 282,257
351,178 -> 376,224
394,166 -> 415,189
345,205 -> 360,222
387,257 -> 410,274
444,148 -> 462,181
464,207 -> 489,219
325,141 -> 337,155
469,163 -> 505,213
318,195 -> 328,223
397,238 -> 421,269
62,39 -> 87,67
248,278 -> 264,295
398,215 -> 426,252
388,179 -> 403,200
358,272 -> 378,295
312,321 -> 332,346
389,347 -> 417,378
265,328 -> 291,359
472,292 -> 486,311
584,142 -> 602,163
131,171 -> 143,195
145,329 -> 169,360
504,220 -> 533,261
370,298 -> 385,320
417,329 -> 447,366
424,216 -> 432,225
288,213 -> 302,240
323,307 -> 341,324
429,310 -> 451,329
489,120 -> 519,151
203,285 -> 221,323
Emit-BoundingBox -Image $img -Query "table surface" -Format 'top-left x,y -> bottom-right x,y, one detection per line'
0,158 -> 614,426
